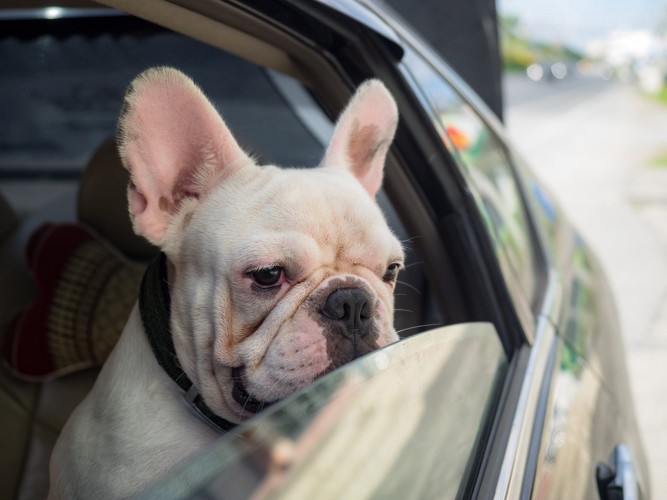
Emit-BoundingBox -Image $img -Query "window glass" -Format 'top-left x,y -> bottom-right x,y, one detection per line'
0,18 -> 324,216
0,29 -> 324,171
401,49 -> 538,305
142,323 -> 507,499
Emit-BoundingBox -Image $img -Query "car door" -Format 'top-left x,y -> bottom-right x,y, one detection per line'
376,8 -> 649,498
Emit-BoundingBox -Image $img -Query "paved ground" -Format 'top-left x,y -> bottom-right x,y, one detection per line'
504,74 -> 667,497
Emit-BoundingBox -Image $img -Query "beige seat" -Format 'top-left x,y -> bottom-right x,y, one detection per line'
0,138 -> 153,499
77,138 -> 156,261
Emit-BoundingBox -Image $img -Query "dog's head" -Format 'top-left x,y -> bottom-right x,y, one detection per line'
118,68 -> 403,422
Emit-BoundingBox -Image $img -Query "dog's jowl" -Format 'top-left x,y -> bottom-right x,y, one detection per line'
49,67 -> 404,499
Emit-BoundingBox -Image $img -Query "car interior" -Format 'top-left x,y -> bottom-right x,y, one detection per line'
0,6 -> 448,498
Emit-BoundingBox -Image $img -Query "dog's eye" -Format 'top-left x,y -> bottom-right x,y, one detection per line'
250,266 -> 284,288
383,263 -> 401,283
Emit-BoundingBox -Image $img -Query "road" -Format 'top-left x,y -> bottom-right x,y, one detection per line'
505,73 -> 667,340
504,72 -> 612,110
503,72 -> 667,497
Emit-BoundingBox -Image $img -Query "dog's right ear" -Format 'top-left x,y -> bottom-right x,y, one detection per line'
117,67 -> 253,247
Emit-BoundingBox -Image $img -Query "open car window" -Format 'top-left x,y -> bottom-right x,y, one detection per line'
140,323 -> 508,499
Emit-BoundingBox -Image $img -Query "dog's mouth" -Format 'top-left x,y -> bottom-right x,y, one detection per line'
231,367 -> 275,414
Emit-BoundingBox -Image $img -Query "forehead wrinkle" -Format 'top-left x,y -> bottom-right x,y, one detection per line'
230,231 -> 319,270
239,167 -> 397,262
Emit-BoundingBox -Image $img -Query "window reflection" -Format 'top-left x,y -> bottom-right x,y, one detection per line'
402,50 -> 537,303
143,324 -> 507,499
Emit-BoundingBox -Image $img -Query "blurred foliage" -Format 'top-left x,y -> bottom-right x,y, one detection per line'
500,15 -> 582,71
651,85 -> 667,106
648,89 -> 667,166
649,151 -> 667,168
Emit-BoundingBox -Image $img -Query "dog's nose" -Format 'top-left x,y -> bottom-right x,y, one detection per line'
320,287 -> 373,337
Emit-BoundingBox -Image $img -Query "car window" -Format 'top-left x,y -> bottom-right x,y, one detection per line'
141,323 -> 508,499
0,17 -> 327,221
0,22 -> 323,174
400,48 -> 541,310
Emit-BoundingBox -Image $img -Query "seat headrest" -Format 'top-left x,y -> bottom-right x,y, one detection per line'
77,138 -> 157,261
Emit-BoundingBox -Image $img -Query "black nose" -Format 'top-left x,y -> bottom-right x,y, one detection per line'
320,287 -> 373,337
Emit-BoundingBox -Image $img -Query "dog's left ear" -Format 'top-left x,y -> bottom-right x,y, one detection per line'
321,80 -> 398,198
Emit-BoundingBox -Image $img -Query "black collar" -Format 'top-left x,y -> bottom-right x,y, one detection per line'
138,252 -> 236,433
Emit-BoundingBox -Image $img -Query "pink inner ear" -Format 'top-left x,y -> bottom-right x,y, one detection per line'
118,68 -> 251,246
128,184 -> 148,214
347,121 -> 389,194
322,80 -> 398,198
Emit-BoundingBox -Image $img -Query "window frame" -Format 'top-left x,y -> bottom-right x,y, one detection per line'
396,49 -> 540,342
322,12 -> 531,345
308,3 -> 560,497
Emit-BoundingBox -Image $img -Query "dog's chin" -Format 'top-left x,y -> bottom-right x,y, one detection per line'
230,367 -> 279,415
229,364 -> 334,416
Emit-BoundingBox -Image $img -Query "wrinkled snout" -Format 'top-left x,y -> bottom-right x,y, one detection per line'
320,287 -> 373,337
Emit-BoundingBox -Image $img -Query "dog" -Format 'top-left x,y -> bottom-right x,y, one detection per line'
49,67 -> 404,498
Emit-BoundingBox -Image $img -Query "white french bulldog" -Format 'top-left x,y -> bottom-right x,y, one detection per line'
49,67 -> 404,498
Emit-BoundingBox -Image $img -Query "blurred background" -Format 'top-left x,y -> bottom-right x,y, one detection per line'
390,0 -> 667,496
497,3 -> 667,495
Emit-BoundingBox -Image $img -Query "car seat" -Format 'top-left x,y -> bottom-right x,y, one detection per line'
0,138 -> 154,500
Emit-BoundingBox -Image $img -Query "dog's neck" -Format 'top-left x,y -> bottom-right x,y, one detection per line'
139,252 -> 236,433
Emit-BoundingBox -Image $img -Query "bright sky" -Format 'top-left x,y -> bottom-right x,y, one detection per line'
498,0 -> 667,50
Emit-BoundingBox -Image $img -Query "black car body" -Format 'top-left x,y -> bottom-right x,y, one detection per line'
0,1 -> 649,498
